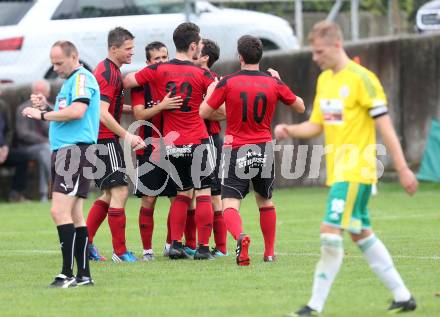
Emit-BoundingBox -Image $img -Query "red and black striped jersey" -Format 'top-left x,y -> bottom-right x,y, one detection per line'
94,58 -> 124,140
207,70 -> 297,148
204,69 -> 221,135
131,84 -> 162,156
134,59 -> 214,145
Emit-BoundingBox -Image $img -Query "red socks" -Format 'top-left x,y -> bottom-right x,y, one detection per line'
86,199 -> 109,243
184,209 -> 196,249
139,207 -> 154,250
166,210 -> 172,244
259,206 -> 276,257
223,207 -> 243,240
108,207 -> 127,255
195,196 -> 213,246
213,210 -> 227,254
169,195 -> 191,241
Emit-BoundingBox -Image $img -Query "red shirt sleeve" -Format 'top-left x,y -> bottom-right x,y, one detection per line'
131,86 -> 145,108
277,80 -> 297,105
207,79 -> 227,110
134,65 -> 156,86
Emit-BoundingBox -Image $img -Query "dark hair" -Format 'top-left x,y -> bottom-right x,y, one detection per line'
52,40 -> 78,57
145,41 -> 167,61
201,39 -> 220,68
237,35 -> 263,64
108,27 -> 134,49
173,22 -> 201,52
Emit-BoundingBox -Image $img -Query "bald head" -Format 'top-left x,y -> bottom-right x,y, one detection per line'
50,40 -> 80,79
52,40 -> 78,57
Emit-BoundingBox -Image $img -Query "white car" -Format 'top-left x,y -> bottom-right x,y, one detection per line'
0,0 -> 298,85
416,0 -> 440,33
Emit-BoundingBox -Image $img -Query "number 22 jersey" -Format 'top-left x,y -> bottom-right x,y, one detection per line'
134,59 -> 214,145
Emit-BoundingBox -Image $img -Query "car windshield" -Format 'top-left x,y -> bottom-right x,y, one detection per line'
52,0 -> 188,19
0,0 -> 35,26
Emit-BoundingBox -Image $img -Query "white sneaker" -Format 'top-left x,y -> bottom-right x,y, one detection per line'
49,274 -> 77,288
163,243 -> 170,257
142,249 -> 155,261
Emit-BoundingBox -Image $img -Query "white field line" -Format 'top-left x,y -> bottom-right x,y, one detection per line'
279,212 -> 440,224
0,230 -> 54,235
3,250 -> 59,254
263,252 -> 440,261
0,213 -> 437,234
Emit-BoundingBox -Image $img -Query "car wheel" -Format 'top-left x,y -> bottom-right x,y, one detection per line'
260,39 -> 279,51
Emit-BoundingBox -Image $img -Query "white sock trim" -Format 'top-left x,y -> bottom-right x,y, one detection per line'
356,233 -> 377,252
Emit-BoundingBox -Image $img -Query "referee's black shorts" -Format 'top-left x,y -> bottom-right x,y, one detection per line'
51,144 -> 94,198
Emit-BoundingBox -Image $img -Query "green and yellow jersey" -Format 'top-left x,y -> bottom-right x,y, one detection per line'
310,60 -> 388,186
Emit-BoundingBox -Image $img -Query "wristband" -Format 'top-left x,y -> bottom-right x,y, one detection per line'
41,111 -> 47,121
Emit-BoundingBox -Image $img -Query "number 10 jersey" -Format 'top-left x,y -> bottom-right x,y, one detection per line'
207,70 -> 297,148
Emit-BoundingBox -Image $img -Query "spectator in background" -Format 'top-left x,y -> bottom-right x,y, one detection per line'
0,94 -> 30,202
15,80 -> 52,202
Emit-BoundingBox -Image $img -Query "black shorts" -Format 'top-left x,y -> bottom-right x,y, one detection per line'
94,138 -> 128,190
221,142 -> 275,200
51,144 -> 94,198
167,139 -> 215,191
134,153 -> 177,198
209,134 -> 223,196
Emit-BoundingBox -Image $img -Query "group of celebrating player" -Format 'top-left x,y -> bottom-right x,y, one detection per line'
22,19 -> 419,316
84,22 -> 304,266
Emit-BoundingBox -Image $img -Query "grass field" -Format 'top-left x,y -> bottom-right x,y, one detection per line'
1,182 -> 439,317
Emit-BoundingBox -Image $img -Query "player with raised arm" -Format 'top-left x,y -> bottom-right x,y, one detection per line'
200,35 -> 305,266
124,22 -> 217,260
